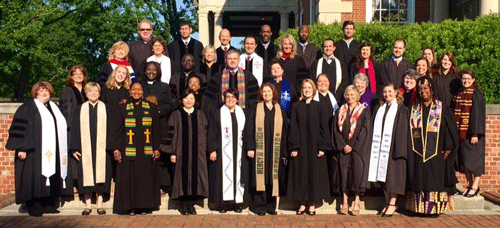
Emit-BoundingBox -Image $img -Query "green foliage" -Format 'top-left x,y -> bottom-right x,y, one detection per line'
277,14 -> 500,104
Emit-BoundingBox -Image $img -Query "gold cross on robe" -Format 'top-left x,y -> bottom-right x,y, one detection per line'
144,129 -> 151,143
127,129 -> 135,144
45,150 -> 54,163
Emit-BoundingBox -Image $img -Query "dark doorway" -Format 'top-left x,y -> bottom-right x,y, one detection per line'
223,12 -> 281,40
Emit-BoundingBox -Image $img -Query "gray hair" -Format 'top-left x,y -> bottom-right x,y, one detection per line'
404,69 -> 420,80
353,73 -> 369,86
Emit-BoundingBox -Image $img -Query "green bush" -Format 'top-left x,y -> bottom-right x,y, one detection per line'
277,14 -> 500,104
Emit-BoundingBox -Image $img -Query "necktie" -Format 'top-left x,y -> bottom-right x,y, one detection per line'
247,56 -> 251,63
224,47 -> 228,52
302,44 -> 306,53
396,59 -> 400,66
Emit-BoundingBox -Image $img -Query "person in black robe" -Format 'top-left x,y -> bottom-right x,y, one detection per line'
310,38 -> 349,102
378,38 -> 413,96
244,83 -> 288,216
287,79 -> 332,215
453,70 -> 486,198
405,76 -> 458,217
269,60 -> 297,118
70,82 -> 113,215
129,20 -> 159,79
141,61 -> 174,192
297,25 -> 322,71
368,83 -> 408,217
207,89 -> 248,213
349,42 -> 379,93
200,45 -> 222,82
186,75 -> 204,110
59,66 -> 88,183
168,22 -> 204,73
108,82 -> 161,215
276,33 -> 309,96
201,50 -> 259,119
332,85 -> 371,216
6,81 -> 73,217
170,54 -> 206,108
434,52 -> 461,108
100,65 -> 131,109
216,29 -> 237,67
162,89 -> 209,215
97,41 -> 136,85
256,24 -> 278,67
334,21 -> 361,75
399,69 -> 420,107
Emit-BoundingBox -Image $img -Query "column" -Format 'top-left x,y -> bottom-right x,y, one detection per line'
481,0 -> 499,15
213,12 -> 223,48
280,12 -> 289,31
198,12 -> 209,47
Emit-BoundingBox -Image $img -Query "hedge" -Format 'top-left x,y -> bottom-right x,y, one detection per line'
277,14 -> 500,104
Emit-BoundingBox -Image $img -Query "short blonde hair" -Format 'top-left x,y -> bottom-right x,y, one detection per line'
105,65 -> 131,90
276,33 -> 298,59
202,45 -> 217,64
84,82 -> 101,94
137,19 -> 153,31
344,85 -> 361,102
108,41 -> 130,61
31,81 -> 54,98
300,79 -> 317,101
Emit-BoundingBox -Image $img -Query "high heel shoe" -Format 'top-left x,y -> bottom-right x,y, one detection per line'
377,205 -> 388,215
462,187 -> 471,196
381,204 -> 397,218
465,188 -> 480,197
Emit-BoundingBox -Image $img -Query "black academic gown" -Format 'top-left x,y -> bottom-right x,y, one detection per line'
334,39 -> 361,74
108,100 -> 161,213
256,41 -> 278,64
310,58 -> 349,102
434,72 -> 461,108
378,58 -> 413,95
200,62 -> 222,82
129,39 -> 157,78
97,62 -> 113,87
407,103 -> 458,193
100,86 -> 129,109
216,46 -> 236,67
370,103 -> 408,195
70,103 -> 113,200
457,90 -> 486,175
332,105 -> 372,193
278,56 -> 309,96
287,100 -> 332,201
6,99 -> 73,204
169,38 -> 204,73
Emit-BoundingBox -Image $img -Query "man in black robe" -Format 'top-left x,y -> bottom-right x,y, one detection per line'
256,24 -> 278,67
378,38 -> 413,94
201,50 -> 259,119
170,54 -> 206,107
129,19 -> 159,80
297,25 -> 321,71
169,22 -> 204,73
334,21 -> 361,75
310,38 -> 349,101
216,29 -> 236,67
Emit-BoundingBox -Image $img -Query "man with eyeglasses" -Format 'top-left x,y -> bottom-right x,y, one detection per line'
129,19 -> 159,80
169,22 -> 204,74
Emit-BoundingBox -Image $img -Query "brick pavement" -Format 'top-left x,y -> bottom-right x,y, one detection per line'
1,214 -> 500,228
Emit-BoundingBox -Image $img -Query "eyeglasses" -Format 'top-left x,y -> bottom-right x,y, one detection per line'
140,28 -> 152,31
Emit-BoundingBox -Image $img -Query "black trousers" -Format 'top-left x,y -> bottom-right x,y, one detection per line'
25,197 -> 57,216
179,196 -> 199,210
252,184 -> 276,213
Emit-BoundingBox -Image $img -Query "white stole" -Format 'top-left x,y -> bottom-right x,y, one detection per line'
80,101 -> 107,186
33,99 -> 68,187
368,102 -> 398,182
147,55 -> 172,83
220,105 -> 246,203
316,57 -> 342,91
313,91 -> 338,116
239,53 -> 264,86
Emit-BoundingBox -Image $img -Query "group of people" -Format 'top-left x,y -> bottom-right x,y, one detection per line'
7,19 -> 485,218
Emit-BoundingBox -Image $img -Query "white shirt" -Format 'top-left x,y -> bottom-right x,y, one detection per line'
261,41 -> 270,49
182,37 -> 191,46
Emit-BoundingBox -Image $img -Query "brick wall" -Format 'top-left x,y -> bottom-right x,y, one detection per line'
341,0 -> 366,22
0,114 -> 15,195
415,0 -> 431,22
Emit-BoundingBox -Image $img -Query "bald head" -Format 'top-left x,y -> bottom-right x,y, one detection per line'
260,24 -> 272,43
219,29 -> 231,46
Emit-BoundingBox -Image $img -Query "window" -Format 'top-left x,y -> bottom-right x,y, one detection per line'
370,0 -> 415,23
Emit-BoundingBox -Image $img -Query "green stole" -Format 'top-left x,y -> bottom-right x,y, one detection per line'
124,100 -> 153,159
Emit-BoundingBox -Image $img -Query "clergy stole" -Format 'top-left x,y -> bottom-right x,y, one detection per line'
80,101 -> 107,187
270,79 -> 292,113
239,54 -> 264,86
337,102 -> 366,140
313,91 -> 338,115
316,57 -> 342,91
410,101 -> 443,163
221,68 -> 247,109
124,101 -> 153,159
220,105 -> 246,203
368,102 -> 398,182
33,99 -> 68,187
255,103 -> 282,197
453,87 -> 474,141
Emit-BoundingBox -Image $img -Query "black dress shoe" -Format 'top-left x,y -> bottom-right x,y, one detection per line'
179,208 -> 189,215
82,208 -> 92,216
307,211 -> 316,216
257,211 -> 266,216
45,207 -> 60,214
234,206 -> 242,213
296,210 -> 305,215
465,188 -> 480,197
266,210 -> 277,215
188,206 -> 197,215
219,209 -> 227,214
429,214 -> 440,218
97,208 -> 106,215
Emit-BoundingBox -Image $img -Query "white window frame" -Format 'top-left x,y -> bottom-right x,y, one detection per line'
366,0 -> 415,23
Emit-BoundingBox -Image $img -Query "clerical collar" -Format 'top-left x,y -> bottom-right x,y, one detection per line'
261,41 -> 270,49
142,38 -> 152,44
183,107 -> 194,114
229,68 -> 238,75
147,81 -> 154,85
182,37 -> 191,45
299,42 -> 308,47
89,101 -> 98,107
391,56 -> 403,62
220,44 -> 230,50
184,71 -> 192,77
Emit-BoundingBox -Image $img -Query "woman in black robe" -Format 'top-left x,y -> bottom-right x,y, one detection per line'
245,83 -> 288,216
6,81 -> 73,216
199,45 -> 222,81
399,69 -> 419,107
405,76 -> 458,217
70,82 -> 113,215
415,57 -> 431,78
453,70 -> 486,197
141,61 -> 174,191
349,42 -> 379,93
276,33 -> 309,95
187,75 -> 204,110
287,79 -> 332,215
333,85 -> 371,216
162,89 -> 209,215
100,65 -> 131,109
435,52 -> 461,108
109,82 -> 161,215
368,83 -> 408,217
207,89 -> 247,213
269,60 -> 297,118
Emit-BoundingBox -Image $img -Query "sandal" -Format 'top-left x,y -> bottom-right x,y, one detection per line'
351,204 -> 360,216
340,204 -> 349,215
82,208 -> 92,216
381,204 -> 397,218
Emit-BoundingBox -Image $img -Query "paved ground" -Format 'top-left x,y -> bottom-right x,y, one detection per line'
1,214 -> 500,228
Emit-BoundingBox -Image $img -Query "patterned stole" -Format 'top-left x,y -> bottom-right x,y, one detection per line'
454,87 -> 474,141
337,102 -> 366,140
255,102 -> 283,197
410,101 -> 443,162
124,101 -> 153,159
270,79 -> 292,112
221,67 -> 247,108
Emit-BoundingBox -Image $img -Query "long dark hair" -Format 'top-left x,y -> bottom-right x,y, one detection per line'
416,75 -> 439,103
437,52 -> 459,75
356,42 -> 373,70
460,70 -> 481,91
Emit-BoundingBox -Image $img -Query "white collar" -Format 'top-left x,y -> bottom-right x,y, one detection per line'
183,107 -> 194,114
182,37 -> 191,45
299,42 -> 308,47
392,56 -> 403,62
220,44 -> 230,50
261,41 -> 270,49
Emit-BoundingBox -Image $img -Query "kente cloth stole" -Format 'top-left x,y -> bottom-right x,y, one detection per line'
80,101 -> 107,187
255,102 -> 283,197
337,103 -> 366,140
124,101 -> 153,159
453,87 -> 474,141
410,101 -> 443,163
221,67 -> 246,109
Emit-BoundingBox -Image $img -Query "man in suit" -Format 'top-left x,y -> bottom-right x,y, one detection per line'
215,29 -> 236,66
169,22 -> 204,73
256,24 -> 278,65
334,21 -> 361,76
297,25 -> 321,71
